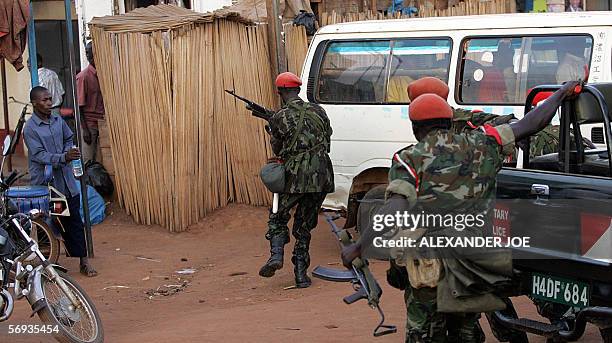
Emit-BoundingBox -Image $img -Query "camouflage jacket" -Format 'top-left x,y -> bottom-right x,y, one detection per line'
385,125 -> 516,312
387,125 -> 515,213
452,108 -> 563,159
451,108 -> 516,135
269,98 -> 335,194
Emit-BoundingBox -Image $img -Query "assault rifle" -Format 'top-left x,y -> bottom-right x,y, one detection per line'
224,89 -> 275,121
313,212 -> 397,337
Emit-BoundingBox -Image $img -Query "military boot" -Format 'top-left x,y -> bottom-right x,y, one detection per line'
259,235 -> 287,277
292,240 -> 311,288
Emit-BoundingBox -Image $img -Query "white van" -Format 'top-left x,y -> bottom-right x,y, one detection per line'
298,11 -> 612,226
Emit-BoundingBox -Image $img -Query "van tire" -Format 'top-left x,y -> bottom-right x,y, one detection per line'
354,184 -> 387,233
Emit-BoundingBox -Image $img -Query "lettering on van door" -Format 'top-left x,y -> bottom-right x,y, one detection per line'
590,32 -> 605,83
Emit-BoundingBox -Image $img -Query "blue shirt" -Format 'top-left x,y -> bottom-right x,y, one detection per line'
23,112 -> 79,197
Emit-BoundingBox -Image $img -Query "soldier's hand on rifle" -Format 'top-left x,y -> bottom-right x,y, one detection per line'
341,242 -> 361,269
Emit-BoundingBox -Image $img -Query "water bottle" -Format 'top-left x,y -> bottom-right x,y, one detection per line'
71,145 -> 83,177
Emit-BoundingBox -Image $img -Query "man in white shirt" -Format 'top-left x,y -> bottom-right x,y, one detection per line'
556,38 -> 587,84
28,54 -> 65,115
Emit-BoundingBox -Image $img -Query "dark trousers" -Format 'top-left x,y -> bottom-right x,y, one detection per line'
58,195 -> 87,258
265,192 -> 327,243
404,287 -> 484,343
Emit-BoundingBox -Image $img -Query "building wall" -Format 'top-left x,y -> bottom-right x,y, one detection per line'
76,0 -> 115,67
33,1 -> 77,20
0,1 -> 79,132
0,61 -> 32,131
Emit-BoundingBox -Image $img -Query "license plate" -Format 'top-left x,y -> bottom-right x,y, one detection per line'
531,273 -> 590,308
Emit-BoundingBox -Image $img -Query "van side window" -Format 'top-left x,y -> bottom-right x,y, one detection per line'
316,41 -> 390,103
386,39 -> 452,103
459,35 -> 593,105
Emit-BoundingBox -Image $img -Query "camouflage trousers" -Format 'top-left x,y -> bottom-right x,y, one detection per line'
265,192 -> 326,244
405,287 -> 485,343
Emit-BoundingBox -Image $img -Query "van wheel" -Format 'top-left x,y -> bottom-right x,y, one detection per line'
364,184 -> 387,198
345,184 -> 388,231
354,184 -> 387,233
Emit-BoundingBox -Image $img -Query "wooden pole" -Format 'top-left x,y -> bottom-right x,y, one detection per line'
1,60 -> 12,171
27,2 -> 39,87
266,0 -> 286,74
265,0 -> 279,76
64,0 -> 94,257
273,0 -> 286,73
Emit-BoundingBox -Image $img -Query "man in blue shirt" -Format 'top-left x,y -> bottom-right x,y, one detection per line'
24,86 -> 97,277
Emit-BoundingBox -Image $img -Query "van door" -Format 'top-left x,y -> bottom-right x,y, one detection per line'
304,37 -> 453,207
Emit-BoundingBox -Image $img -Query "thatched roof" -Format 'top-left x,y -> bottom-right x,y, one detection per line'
217,0 -> 315,24
217,0 -> 268,23
90,4 -> 253,33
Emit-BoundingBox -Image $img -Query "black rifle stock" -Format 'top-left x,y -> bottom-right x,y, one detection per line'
224,89 -> 274,121
312,213 -> 397,337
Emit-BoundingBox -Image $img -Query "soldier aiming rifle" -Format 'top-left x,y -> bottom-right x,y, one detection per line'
229,72 -> 335,288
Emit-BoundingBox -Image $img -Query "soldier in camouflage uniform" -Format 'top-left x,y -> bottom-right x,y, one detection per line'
389,78 -> 515,342
258,72 -> 334,288
342,80 -> 581,342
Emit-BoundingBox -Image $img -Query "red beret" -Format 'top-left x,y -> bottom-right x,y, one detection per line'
409,94 -> 453,121
275,72 -> 302,88
407,77 -> 449,101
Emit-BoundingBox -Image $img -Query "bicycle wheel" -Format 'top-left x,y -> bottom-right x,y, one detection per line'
36,270 -> 103,343
29,218 -> 61,264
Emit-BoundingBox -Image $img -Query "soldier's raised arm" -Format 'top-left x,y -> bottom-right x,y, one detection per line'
510,81 -> 581,142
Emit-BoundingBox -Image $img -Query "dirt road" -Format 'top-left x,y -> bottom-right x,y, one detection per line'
0,205 -> 602,342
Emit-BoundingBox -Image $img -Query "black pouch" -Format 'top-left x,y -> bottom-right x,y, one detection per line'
259,162 -> 286,193
292,10 -> 317,36
85,161 -> 114,197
